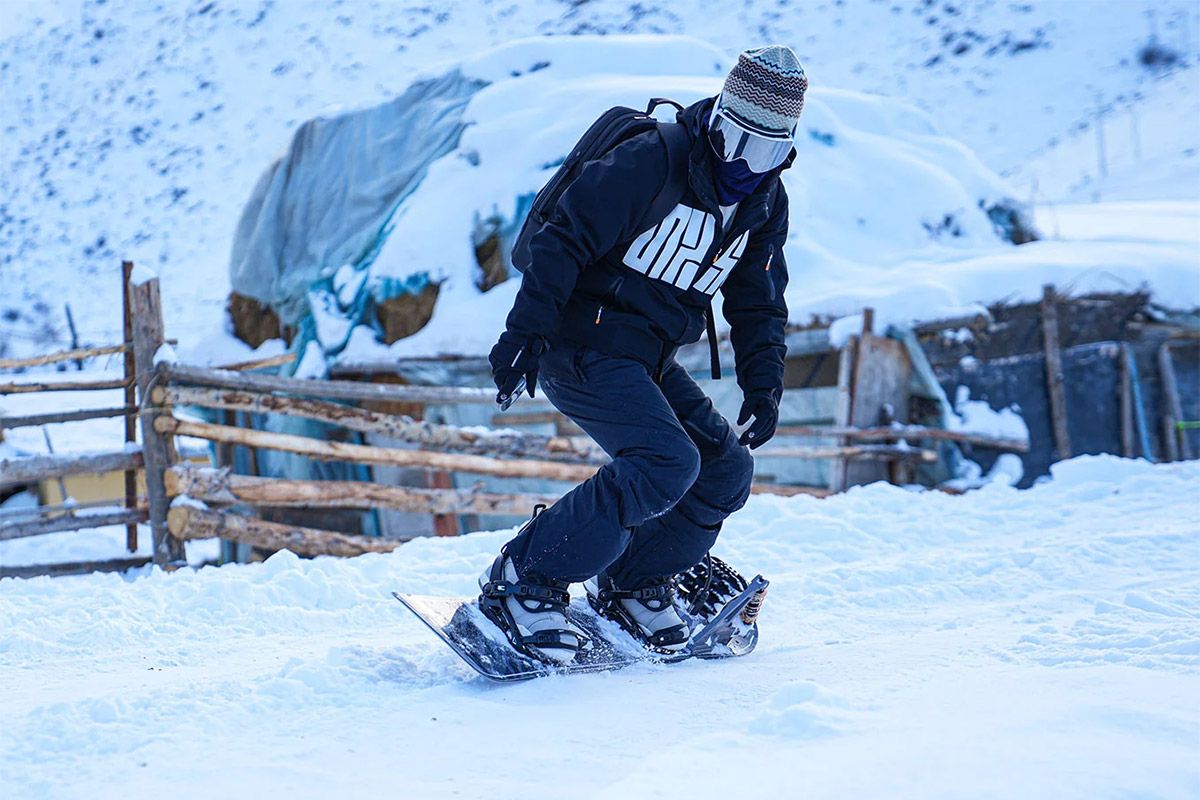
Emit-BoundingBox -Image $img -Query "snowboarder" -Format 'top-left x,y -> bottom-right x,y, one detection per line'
481,45 -> 807,664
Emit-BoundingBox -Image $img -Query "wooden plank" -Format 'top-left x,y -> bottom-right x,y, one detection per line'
844,331 -> 913,487
215,352 -> 296,372
492,409 -> 586,436
162,363 -> 496,405
0,449 -> 144,488
749,483 -> 832,498
158,385 -> 603,463
166,465 -> 560,515
0,405 -> 135,430
829,336 -> 857,493
1041,284 -> 1072,460
759,445 -> 937,462
0,377 -> 130,395
0,509 -> 147,541
123,260 -> 139,553
168,505 -> 409,557
0,495 -> 146,520
1158,342 -> 1190,461
157,416 -> 600,483
130,276 -> 186,566
0,556 -> 152,580
774,424 -> 1029,452
0,342 -> 129,370
1119,344 -> 1136,458
428,469 -> 460,537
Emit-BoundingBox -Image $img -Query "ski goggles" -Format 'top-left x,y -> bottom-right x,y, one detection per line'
708,100 -> 795,174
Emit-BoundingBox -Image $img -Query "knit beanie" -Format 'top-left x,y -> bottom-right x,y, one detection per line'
718,45 -> 808,134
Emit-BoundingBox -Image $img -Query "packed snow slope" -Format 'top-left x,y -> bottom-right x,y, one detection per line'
2,0 -> 1196,357
1,455 -> 1197,799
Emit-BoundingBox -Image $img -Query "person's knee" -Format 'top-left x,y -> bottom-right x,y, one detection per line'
608,435 -> 701,525
709,437 -> 754,514
657,437 -> 702,507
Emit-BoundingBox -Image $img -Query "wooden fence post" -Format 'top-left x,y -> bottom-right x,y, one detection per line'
1041,285 -> 1072,460
829,335 -> 857,493
1158,342 -> 1190,462
122,261 -> 138,553
129,274 -> 186,566
1119,344 -> 1136,458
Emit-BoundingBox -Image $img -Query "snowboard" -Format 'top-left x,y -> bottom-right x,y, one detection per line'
393,574 -> 768,683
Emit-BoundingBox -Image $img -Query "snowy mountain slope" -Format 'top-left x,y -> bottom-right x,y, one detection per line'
1,0 -> 1196,357
1,455 -> 1197,799
1011,65 -> 1200,203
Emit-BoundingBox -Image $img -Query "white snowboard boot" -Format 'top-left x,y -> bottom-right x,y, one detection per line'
478,554 -> 584,665
585,575 -> 691,652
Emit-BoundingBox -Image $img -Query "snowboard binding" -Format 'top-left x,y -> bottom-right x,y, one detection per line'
674,554 -> 769,658
477,506 -> 587,666
478,560 -> 588,665
585,575 -> 691,655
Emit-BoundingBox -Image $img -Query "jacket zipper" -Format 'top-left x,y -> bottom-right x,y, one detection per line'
764,244 -> 776,301
595,276 -> 625,324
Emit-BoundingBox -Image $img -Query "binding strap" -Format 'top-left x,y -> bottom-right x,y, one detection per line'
481,580 -> 569,608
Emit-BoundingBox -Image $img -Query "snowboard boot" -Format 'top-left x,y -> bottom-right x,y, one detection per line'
478,554 -> 584,665
585,574 -> 690,653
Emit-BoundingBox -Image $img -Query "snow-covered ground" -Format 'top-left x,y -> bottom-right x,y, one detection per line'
1,455 -> 1197,799
2,8 -> 1198,793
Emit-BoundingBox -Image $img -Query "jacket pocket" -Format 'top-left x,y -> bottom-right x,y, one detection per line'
540,342 -> 586,385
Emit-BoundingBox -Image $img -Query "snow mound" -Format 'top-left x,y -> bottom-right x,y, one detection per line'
335,35 -> 1027,362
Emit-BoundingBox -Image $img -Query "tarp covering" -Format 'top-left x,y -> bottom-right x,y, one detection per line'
229,68 -> 487,328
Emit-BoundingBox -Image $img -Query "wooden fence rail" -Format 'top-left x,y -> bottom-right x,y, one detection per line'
166,465 -> 559,515
168,506 -> 409,558
0,556 -> 153,580
0,377 -> 132,395
0,406 -> 136,430
758,444 -> 938,462
774,424 -> 1030,452
162,363 -> 496,405
155,385 -> 603,463
156,416 -> 602,482
0,449 -> 143,488
0,508 -> 147,541
0,342 -> 130,371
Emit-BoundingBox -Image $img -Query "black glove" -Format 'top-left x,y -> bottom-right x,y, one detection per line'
737,389 -> 780,450
488,332 -> 546,405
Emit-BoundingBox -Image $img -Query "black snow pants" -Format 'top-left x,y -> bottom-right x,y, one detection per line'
503,341 -> 755,587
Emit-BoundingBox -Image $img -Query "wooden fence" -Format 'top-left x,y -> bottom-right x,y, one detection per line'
0,262 -> 148,577
2,269 -> 1034,577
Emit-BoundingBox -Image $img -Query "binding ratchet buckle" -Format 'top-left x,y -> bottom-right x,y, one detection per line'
739,585 -> 769,626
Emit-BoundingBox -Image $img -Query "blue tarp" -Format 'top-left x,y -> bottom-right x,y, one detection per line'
229,68 -> 487,329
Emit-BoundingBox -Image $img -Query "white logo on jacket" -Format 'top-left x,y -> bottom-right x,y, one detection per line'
622,203 -> 748,295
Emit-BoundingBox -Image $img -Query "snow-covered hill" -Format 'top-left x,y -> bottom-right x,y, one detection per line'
1,455 -> 1197,799
2,0 -> 1197,357
316,35 -> 1046,362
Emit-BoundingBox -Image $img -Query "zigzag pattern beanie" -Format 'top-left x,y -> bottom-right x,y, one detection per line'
719,45 -> 807,134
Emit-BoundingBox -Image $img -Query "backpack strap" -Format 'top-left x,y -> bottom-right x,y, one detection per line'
640,113 -> 724,382
640,121 -> 690,236
704,305 -> 721,381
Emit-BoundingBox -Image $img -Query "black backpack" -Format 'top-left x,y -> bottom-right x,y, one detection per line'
511,97 -> 691,274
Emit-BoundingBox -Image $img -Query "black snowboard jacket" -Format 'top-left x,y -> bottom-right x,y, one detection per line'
504,96 -> 792,397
